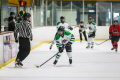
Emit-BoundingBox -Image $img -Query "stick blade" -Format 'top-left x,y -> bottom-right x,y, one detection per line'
95,43 -> 100,45
34,64 -> 40,68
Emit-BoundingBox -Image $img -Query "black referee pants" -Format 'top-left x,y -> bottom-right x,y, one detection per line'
16,37 -> 31,61
79,30 -> 87,41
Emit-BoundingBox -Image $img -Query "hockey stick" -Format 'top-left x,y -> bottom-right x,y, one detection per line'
35,52 -> 59,68
95,39 -> 110,45
45,41 -> 53,44
95,34 -> 120,45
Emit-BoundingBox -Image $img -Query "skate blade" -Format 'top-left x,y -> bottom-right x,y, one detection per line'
18,65 -> 22,68
86,48 -> 90,49
69,64 -> 72,66
14,65 -> 18,68
115,50 -> 118,53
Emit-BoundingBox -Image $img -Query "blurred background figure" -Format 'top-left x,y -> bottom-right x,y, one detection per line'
4,18 -> 8,31
79,21 -> 87,42
8,12 -> 16,31
16,18 -> 22,27
20,5 -> 26,17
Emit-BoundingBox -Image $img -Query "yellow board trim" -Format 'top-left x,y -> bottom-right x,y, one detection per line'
0,39 -> 109,69
0,63 -> 4,69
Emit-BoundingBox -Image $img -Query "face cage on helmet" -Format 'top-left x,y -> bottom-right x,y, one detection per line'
58,29 -> 64,32
114,21 -> 118,23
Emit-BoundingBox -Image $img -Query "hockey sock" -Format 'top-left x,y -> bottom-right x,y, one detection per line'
112,43 -> 114,48
55,53 -> 61,60
91,42 -> 94,46
67,52 -> 72,59
88,43 -> 90,46
114,41 -> 118,49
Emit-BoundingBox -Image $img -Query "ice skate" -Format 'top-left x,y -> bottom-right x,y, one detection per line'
91,46 -> 94,49
14,61 -> 19,68
69,59 -> 72,65
18,61 -> 23,67
111,48 -> 114,50
53,60 -> 58,65
86,46 -> 90,49
115,49 -> 118,52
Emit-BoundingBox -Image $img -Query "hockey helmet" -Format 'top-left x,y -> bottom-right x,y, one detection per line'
58,26 -> 65,31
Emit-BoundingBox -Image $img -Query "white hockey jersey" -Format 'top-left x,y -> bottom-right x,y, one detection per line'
57,22 -> 70,31
55,30 -> 75,48
85,22 -> 97,34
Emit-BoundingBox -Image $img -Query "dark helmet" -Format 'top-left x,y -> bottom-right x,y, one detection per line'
58,26 -> 65,31
18,18 -> 22,23
4,18 -> 8,22
80,21 -> 84,24
10,12 -> 15,16
60,16 -> 65,20
114,20 -> 118,23
89,17 -> 92,20
23,13 -> 31,20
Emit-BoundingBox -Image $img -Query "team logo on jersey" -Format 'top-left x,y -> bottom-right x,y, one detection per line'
62,39 -> 67,43
89,27 -> 92,30
113,30 -> 118,33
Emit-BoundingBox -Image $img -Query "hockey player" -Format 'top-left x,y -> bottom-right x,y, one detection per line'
109,20 -> 120,52
50,16 -> 73,49
53,26 -> 75,65
79,21 -> 87,42
85,17 -> 97,49
57,16 -> 73,31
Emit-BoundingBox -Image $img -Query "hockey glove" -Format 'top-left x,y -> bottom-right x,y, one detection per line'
66,42 -> 72,46
79,30 -> 82,33
59,47 -> 64,53
92,32 -> 95,38
69,27 -> 73,31
88,33 -> 92,37
15,40 -> 18,43
109,36 -> 113,39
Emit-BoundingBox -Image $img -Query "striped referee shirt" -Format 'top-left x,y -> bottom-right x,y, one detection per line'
14,20 -> 33,41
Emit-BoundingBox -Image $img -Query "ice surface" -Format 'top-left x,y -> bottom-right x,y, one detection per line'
0,41 -> 120,80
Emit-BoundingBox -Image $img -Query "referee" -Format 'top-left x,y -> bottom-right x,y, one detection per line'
14,13 -> 33,67
79,21 -> 87,42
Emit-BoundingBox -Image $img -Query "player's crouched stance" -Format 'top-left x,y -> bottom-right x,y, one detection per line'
109,20 -> 120,52
53,26 -> 75,65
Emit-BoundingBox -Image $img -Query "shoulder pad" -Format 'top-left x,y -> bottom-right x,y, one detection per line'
57,22 -> 61,25
64,30 -> 71,36
92,22 -> 96,25
56,33 -> 60,40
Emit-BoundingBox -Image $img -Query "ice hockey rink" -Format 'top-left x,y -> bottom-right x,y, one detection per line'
0,41 -> 120,80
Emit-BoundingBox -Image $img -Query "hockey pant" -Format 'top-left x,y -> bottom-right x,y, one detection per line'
111,36 -> 119,49
55,45 -> 72,61
79,30 -> 87,41
16,37 -> 31,62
